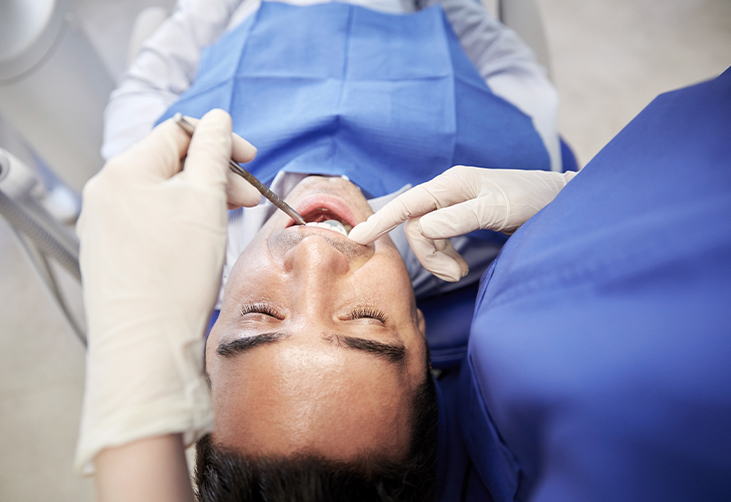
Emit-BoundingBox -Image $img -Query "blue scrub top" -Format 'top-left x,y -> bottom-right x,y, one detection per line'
454,67 -> 731,501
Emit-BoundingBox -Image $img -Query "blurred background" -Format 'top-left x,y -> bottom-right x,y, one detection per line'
0,0 -> 728,499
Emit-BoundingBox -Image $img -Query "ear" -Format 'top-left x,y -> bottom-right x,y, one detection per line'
416,308 -> 426,338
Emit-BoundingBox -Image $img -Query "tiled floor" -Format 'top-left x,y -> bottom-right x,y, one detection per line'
0,0 -> 728,500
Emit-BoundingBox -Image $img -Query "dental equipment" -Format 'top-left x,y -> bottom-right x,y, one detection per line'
0,0 -> 113,192
174,114 -> 307,226
0,147 -> 85,345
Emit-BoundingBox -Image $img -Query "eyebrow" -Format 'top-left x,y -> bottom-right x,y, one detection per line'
217,332 -> 290,357
331,334 -> 406,363
216,332 -> 406,363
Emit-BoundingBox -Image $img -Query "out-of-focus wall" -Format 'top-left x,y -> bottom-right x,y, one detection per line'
540,0 -> 731,167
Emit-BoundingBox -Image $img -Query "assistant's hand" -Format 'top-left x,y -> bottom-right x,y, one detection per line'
74,109 -> 256,475
348,166 -> 576,282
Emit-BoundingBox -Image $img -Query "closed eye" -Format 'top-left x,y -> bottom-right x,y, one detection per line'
240,303 -> 284,319
348,307 -> 387,323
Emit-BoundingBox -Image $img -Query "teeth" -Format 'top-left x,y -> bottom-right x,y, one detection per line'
305,219 -> 349,236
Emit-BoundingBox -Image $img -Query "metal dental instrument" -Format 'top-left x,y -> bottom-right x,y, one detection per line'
173,113 -> 307,226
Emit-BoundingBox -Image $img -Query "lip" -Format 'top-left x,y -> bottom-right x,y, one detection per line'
289,195 -> 358,228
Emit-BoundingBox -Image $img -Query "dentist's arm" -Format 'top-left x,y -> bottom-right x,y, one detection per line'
75,109 -> 257,501
94,435 -> 193,502
348,166 -> 576,282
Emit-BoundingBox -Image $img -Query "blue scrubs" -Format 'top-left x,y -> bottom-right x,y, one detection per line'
456,68 -> 731,501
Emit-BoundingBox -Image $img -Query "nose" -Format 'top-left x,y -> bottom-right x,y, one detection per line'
283,233 -> 351,281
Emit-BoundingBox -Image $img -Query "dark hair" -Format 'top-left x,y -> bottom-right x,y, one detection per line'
195,365 -> 438,502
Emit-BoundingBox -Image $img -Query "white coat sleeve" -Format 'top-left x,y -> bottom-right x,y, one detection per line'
101,0 -> 247,160
424,0 -> 562,171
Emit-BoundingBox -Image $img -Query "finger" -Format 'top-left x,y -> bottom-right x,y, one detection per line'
226,170 -> 262,209
231,133 -> 257,164
183,115 -> 257,165
418,192 -> 508,239
181,109 -> 232,189
404,218 -> 469,282
348,185 -> 437,244
349,167 -> 479,244
179,114 -> 259,208
121,118 -> 193,181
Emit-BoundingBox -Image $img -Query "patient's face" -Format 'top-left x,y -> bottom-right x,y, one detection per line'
206,176 -> 427,460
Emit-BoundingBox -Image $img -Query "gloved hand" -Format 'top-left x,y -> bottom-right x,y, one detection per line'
74,109 -> 257,475
182,116 -> 261,209
348,166 -> 576,282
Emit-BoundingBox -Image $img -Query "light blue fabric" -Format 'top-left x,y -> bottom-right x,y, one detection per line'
463,68 -> 731,501
157,1 -> 550,199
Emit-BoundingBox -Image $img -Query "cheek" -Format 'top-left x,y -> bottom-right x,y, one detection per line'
227,249 -> 274,286
219,257 -> 286,319
360,262 -> 415,303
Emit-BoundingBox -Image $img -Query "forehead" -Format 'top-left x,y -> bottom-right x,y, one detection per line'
210,338 -> 414,458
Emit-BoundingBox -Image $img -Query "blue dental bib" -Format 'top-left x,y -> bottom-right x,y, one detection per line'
158,1 -> 550,197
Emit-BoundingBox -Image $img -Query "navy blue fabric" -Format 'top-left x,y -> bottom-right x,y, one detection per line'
464,68 -> 731,501
157,1 -> 550,199
559,137 -> 578,172
436,366 -> 497,502
420,283 -> 480,369
435,370 -> 473,502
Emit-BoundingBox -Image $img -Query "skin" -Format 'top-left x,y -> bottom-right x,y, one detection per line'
95,435 -> 193,502
206,175 -> 428,460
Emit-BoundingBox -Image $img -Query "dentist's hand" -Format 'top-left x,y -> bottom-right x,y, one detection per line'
75,109 -> 256,475
180,115 -> 261,209
348,166 -> 576,282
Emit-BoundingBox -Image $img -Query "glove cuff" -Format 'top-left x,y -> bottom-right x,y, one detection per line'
75,316 -> 214,476
74,389 -> 213,476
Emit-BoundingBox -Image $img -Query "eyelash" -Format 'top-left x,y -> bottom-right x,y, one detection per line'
350,307 -> 388,323
240,304 -> 386,322
240,303 -> 282,318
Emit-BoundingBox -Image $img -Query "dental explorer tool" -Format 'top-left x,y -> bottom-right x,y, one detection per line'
173,113 -> 307,226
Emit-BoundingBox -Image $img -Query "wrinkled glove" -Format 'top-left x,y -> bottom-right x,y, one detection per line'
348,166 -> 576,282
75,109 -> 257,475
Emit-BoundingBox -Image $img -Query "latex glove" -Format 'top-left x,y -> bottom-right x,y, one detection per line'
74,109 -> 257,475
348,166 -> 576,282
183,117 -> 261,209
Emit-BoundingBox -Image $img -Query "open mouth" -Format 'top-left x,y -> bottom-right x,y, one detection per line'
301,208 -> 353,236
285,195 -> 358,237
